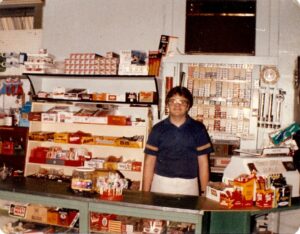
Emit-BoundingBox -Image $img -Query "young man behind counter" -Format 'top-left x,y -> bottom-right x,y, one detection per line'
143,86 -> 213,196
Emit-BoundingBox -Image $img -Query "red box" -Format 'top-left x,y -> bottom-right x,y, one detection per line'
99,214 -> 117,232
29,147 -> 47,161
28,112 -> 42,121
68,131 -> 92,144
58,209 -> 69,226
90,213 -> 117,232
107,115 -> 128,125
29,157 -> 46,164
132,161 -> 142,171
2,141 -> 14,155
68,210 -> 79,226
220,189 -> 244,208
64,160 -> 85,167
256,189 -> 274,208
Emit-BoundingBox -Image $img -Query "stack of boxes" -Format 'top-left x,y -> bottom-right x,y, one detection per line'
64,52 -> 119,75
23,50 -> 55,73
206,173 -> 291,209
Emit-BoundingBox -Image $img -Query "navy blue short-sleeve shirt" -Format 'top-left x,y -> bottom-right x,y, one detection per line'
144,116 -> 213,179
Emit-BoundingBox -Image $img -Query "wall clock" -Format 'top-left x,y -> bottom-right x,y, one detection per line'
260,66 -> 279,84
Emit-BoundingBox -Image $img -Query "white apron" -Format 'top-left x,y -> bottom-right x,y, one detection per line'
150,174 -> 199,196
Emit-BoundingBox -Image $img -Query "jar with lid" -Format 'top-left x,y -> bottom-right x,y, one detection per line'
71,167 -> 95,192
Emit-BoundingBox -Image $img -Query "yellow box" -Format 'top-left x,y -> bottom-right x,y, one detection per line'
81,136 -> 95,145
47,209 -> 59,225
94,136 -> 116,146
233,176 -> 255,207
54,132 -> 69,143
114,136 -> 143,148
104,162 -> 118,170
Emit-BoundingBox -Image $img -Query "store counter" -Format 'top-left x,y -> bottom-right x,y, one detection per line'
0,177 -> 300,233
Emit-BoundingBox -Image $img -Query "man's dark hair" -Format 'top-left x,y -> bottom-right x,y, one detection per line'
165,86 -> 193,108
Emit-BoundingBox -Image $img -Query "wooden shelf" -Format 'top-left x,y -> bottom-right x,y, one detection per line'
0,0 -> 43,8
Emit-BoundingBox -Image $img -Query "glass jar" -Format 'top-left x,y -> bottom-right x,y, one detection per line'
71,167 -> 95,192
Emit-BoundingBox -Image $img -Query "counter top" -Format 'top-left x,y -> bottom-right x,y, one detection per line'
0,177 -> 300,214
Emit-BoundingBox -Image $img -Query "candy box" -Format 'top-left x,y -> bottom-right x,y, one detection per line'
9,203 -> 27,218
117,162 -> 132,171
57,111 -> 74,123
47,208 -> 59,225
68,131 -> 92,144
92,92 -> 107,101
256,189 -> 274,208
29,131 -> 54,141
274,185 -> 291,208
143,219 -> 167,234
233,174 -> 255,207
206,182 -> 235,203
132,161 -> 142,171
41,112 -> 57,123
94,136 -> 116,146
54,132 -> 69,143
219,188 -> 244,208
28,112 -> 42,121
29,147 -> 48,163
64,88 -> 87,100
107,115 -> 129,125
89,213 -> 117,232
114,135 -> 144,148
81,136 -> 95,145
138,91 -> 156,103
26,205 -> 48,223
104,162 -> 118,170
108,220 -> 122,233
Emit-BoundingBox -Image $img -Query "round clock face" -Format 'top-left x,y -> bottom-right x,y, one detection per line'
261,66 -> 279,84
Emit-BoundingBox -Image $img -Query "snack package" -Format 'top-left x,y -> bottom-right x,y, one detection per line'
269,122 -> 300,145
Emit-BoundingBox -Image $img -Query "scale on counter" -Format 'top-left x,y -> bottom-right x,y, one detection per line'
223,155 -> 300,197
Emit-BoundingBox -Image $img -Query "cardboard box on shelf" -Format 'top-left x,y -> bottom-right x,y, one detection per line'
47,208 -> 59,225
29,131 -> 54,141
107,115 -> 128,125
114,136 -> 144,148
41,112 -> 57,123
94,136 -> 116,146
54,132 -> 69,144
26,204 -> 48,223
68,131 -> 92,144
206,182 -> 235,203
28,112 -> 42,121
139,91 -> 156,103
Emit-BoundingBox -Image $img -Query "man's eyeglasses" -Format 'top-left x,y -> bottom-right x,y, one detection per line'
168,98 -> 189,106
